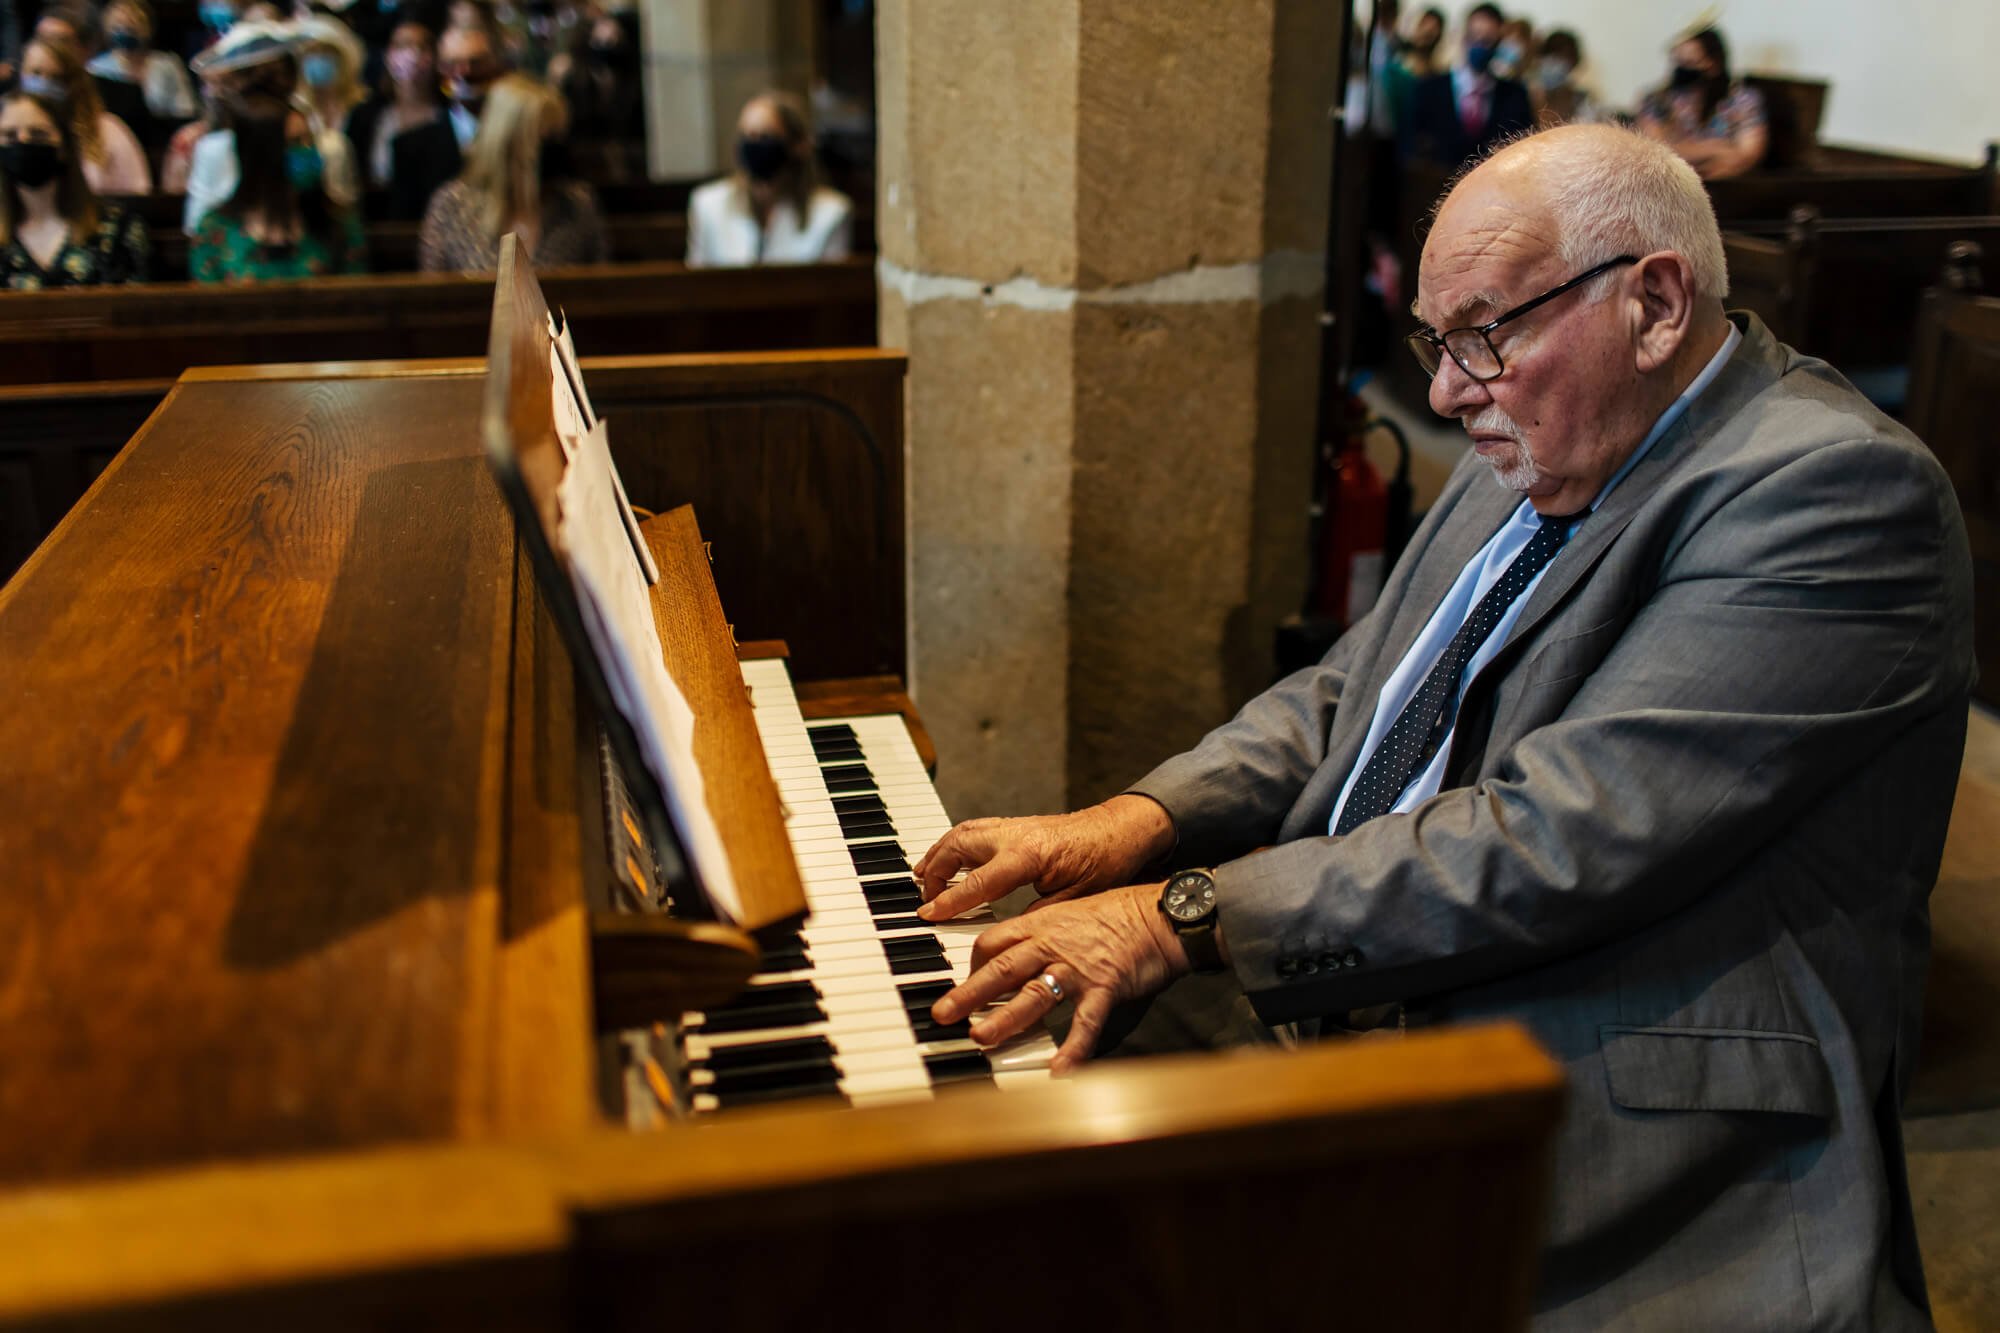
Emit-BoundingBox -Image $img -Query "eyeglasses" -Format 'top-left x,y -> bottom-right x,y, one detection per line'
1408,255 -> 1638,381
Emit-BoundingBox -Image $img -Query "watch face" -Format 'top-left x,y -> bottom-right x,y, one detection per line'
1164,873 -> 1216,923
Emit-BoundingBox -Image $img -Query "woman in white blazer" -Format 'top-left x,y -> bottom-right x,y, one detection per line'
685,90 -> 850,267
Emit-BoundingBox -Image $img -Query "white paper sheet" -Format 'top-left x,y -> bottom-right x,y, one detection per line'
548,307 -> 657,584
554,417 -> 743,924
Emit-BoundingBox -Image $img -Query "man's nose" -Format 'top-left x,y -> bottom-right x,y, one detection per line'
1428,350 -> 1493,419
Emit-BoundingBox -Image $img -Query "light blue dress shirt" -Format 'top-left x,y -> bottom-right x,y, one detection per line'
1328,324 -> 1742,834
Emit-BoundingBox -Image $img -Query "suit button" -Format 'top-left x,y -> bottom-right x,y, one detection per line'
1299,957 -> 1318,974
1343,950 -> 1363,969
1318,951 -> 1341,971
1276,957 -> 1297,979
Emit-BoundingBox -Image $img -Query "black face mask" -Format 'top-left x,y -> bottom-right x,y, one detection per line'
538,136 -> 573,181
736,133 -> 790,183
0,141 -> 64,189
1669,63 -> 1707,90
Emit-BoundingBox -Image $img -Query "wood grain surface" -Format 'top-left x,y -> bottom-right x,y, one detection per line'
641,507 -> 806,934
0,372 -> 520,1185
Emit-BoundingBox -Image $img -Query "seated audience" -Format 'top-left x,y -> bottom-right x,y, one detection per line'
1,89 -> 149,288
687,91 -> 852,268
1402,3 -> 1532,168
18,37 -> 152,194
190,91 -> 365,282
344,19 -> 461,220
31,3 -> 96,56
1488,15 -> 1532,81
183,20 -> 359,233
437,18 -> 506,151
294,15 -> 366,147
417,72 -> 603,272
87,0 -> 199,129
1638,26 -> 1767,179
1531,28 -> 1598,127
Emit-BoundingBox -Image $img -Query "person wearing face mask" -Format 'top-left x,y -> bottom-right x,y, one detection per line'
18,37 -> 153,195
417,73 -> 603,272
437,18 -> 507,150
686,90 -> 852,268
1402,3 -> 1532,169
1530,28 -> 1599,128
344,19 -> 460,219
1639,26 -> 1767,180
555,8 -> 640,141
181,21 -> 360,234
86,0 -> 199,134
190,90 -> 365,281
293,15 -> 365,147
1,90 -> 149,288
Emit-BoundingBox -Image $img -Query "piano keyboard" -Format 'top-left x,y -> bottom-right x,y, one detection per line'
680,659 -> 1056,1111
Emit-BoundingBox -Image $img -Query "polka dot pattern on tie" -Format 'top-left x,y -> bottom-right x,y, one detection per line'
1334,510 -> 1582,837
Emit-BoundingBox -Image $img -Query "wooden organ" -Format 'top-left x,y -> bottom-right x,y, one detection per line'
0,243 -> 1565,1331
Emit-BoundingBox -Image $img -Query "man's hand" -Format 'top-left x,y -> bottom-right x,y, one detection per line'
932,882 -> 1190,1075
913,794 -> 1175,921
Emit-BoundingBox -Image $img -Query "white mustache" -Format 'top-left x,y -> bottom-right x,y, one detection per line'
1464,408 -> 1528,444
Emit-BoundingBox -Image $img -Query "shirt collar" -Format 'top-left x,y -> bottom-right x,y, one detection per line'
1584,319 -> 1741,512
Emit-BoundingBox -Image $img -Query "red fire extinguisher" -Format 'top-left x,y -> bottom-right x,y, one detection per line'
1314,395 -> 1388,627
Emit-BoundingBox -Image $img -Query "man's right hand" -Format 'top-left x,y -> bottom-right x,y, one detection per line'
913,794 -> 1177,921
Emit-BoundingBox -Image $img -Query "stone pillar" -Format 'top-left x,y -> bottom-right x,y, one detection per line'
878,1 -> 1336,818
639,0 -> 816,181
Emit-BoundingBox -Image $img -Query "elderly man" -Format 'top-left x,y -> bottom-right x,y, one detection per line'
917,124 -> 1970,1329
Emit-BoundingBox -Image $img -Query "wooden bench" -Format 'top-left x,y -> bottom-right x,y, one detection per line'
1905,259 -> 2000,709
0,258 -> 878,387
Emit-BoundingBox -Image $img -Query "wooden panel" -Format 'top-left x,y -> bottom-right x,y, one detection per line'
0,260 -> 878,387
0,379 -> 175,583
587,351 -> 909,683
642,506 -> 807,934
0,371 -> 521,1186
0,1025 -> 1563,1332
1906,286 -> 2000,708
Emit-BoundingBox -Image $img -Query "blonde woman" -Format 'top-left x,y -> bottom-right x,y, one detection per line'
686,90 -> 850,267
417,73 -> 605,272
17,37 -> 151,194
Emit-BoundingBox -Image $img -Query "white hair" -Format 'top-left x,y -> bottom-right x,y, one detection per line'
1483,123 -> 1731,303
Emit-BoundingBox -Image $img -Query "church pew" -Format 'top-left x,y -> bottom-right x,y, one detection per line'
0,379 -> 173,580
0,259 -> 878,387
1904,271 -> 2000,709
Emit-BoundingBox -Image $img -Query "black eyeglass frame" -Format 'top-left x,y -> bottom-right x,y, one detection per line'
1408,254 -> 1640,382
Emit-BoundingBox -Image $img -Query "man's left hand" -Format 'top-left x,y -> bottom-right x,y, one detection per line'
931,882 -> 1191,1075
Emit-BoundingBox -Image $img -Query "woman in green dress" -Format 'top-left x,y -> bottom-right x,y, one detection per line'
190,90 -> 365,284
0,91 -> 150,290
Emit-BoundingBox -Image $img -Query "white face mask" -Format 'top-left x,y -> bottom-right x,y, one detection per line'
1537,57 -> 1574,88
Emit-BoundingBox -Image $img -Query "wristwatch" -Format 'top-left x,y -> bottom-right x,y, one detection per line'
1158,869 -> 1225,974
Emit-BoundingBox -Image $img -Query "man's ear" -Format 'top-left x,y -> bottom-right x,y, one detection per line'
1631,251 -> 1695,374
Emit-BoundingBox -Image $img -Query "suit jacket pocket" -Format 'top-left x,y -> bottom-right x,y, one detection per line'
1600,1025 -> 1835,1118
1523,618 -> 1623,689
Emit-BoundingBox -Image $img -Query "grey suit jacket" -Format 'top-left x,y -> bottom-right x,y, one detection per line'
1132,315 -> 1973,1330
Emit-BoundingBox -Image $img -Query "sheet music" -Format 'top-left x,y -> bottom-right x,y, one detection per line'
549,308 -> 657,584
555,418 -> 743,924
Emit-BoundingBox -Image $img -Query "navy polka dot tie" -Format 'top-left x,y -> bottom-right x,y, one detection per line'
1334,510 -> 1582,837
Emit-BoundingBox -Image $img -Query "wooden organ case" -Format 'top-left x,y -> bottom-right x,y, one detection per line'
0,243 -> 1564,1331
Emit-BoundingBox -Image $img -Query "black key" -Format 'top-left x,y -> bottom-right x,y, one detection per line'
911,1017 -> 973,1043
699,1035 -> 835,1073
759,943 -> 810,973
805,723 -> 858,741
837,816 -> 900,841
850,851 -> 911,875
861,876 -> 921,903
820,763 -> 873,786
697,1000 -> 825,1033
899,979 -> 953,1007
868,893 -> 925,916
871,914 -> 927,931
881,933 -> 944,956
813,742 -> 868,762
709,1075 -> 847,1110
707,1056 -> 839,1095
924,1050 -> 993,1085
833,794 -> 887,816
889,953 -> 951,976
